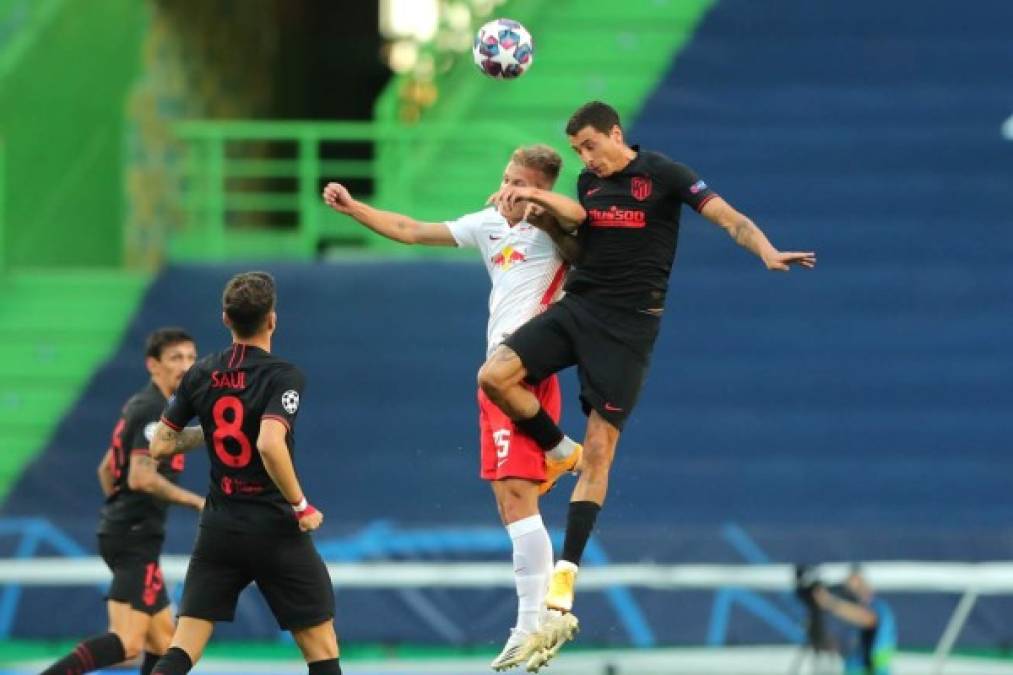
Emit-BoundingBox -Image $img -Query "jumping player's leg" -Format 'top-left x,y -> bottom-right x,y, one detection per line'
557,410 -> 620,578
479,347 -> 577,459
489,480 -> 560,672
546,324 -> 648,614
493,479 -> 550,632
140,606 -> 175,674
481,376 -> 578,670
481,376 -> 562,623
479,304 -> 584,491
149,617 -> 214,674
291,620 -> 341,674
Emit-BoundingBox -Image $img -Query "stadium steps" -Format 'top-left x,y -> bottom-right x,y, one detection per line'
0,271 -> 149,497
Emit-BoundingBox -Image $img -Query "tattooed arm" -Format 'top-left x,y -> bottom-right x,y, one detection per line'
700,197 -> 816,271
322,182 -> 457,246
127,453 -> 204,510
149,422 -> 204,461
524,204 -> 580,264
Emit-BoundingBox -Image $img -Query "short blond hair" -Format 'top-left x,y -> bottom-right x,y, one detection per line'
510,144 -> 562,185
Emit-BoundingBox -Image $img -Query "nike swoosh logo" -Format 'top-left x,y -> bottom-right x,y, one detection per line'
586,187 -> 603,196
603,403 -> 623,412
497,459 -> 508,467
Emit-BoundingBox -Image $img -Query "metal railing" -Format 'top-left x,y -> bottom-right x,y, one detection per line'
173,120 -> 536,260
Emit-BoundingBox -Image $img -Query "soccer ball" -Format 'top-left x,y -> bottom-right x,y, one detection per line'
472,18 -> 534,80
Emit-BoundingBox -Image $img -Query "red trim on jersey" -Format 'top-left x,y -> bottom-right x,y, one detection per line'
262,414 -> 291,432
539,263 -> 569,308
75,644 -> 94,671
694,193 -> 718,212
227,344 -> 238,369
160,416 -> 183,432
130,448 -> 151,456
237,343 -> 247,368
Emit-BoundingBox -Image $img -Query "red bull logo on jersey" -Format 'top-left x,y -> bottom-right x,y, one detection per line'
491,245 -> 527,270
588,206 -> 646,229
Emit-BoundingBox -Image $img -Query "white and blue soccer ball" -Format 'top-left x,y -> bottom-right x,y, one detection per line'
472,18 -> 534,80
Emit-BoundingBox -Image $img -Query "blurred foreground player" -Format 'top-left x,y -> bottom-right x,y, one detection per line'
147,272 -> 341,675
40,328 -> 205,675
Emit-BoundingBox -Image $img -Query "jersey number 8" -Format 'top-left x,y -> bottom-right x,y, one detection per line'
212,396 -> 253,468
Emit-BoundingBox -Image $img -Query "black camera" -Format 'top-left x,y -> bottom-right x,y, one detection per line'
794,564 -> 834,652
794,564 -> 823,606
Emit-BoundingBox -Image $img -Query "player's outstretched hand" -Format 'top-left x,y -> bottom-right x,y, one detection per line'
322,182 -> 355,214
764,250 -> 816,272
522,203 -> 547,225
487,185 -> 534,210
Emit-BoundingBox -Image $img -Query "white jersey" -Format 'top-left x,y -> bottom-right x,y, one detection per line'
447,207 -> 569,357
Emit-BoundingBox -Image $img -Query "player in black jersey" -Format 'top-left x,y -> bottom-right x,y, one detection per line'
146,272 -> 340,675
40,328 -> 205,675
480,101 -> 816,646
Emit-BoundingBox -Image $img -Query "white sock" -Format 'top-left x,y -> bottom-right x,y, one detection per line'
507,514 -> 553,633
546,435 -> 578,462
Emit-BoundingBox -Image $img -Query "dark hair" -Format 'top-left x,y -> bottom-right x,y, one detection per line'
565,100 -> 622,136
145,327 -> 195,360
511,144 -> 562,184
223,271 -> 276,338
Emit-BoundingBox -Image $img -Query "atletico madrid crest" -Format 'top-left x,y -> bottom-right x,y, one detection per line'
631,176 -> 652,201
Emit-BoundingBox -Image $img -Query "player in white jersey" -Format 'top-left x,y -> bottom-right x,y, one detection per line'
323,145 -> 582,671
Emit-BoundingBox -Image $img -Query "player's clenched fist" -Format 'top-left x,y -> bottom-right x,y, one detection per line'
293,497 -> 324,532
298,509 -> 324,532
322,182 -> 355,214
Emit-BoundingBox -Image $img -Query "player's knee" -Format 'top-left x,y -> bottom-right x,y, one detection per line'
582,436 -> 615,474
146,625 -> 173,655
477,361 -> 506,397
114,629 -> 146,660
496,482 -> 536,522
293,621 -> 339,661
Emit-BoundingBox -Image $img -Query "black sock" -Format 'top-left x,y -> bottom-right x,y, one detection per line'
150,646 -> 193,675
40,632 -> 125,674
561,501 -> 602,565
308,657 -> 342,675
514,407 -> 564,451
140,651 -> 163,675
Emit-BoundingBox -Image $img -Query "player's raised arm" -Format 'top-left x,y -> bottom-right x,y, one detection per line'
491,186 -> 586,233
699,197 -> 816,272
524,204 -> 580,263
322,182 -> 456,246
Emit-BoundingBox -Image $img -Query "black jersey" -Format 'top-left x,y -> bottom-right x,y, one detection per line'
161,343 -> 305,535
566,147 -> 717,312
99,383 -> 185,536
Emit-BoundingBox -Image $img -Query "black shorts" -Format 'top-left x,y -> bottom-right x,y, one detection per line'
179,526 -> 334,631
504,294 -> 660,430
98,534 -> 170,615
